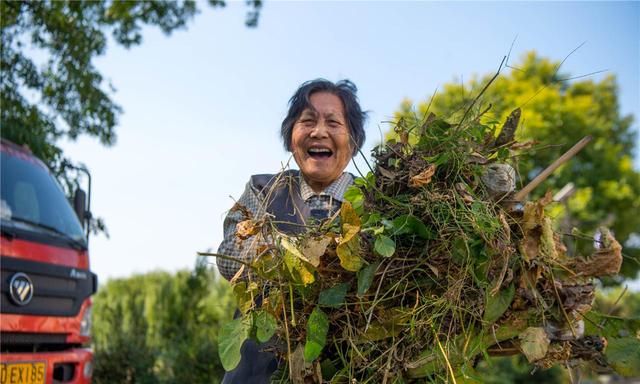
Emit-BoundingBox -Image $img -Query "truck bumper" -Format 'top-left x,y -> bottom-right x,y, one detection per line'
0,348 -> 92,384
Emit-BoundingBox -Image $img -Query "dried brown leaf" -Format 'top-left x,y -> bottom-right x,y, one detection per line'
229,202 -> 253,220
236,219 -> 262,240
467,152 -> 489,165
409,164 -> 436,188
570,229 -> 623,277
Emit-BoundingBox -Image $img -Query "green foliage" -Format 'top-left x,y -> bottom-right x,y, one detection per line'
483,283 -> 514,324
374,234 -> 396,257
0,0 -> 260,195
318,282 -> 350,308
392,51 -> 640,279
474,355 -> 567,383
254,311 -> 277,343
594,287 -> 640,318
356,261 -> 378,297
218,316 -> 251,372
606,337 -> 640,377
91,261 -> 235,383
304,307 -> 330,362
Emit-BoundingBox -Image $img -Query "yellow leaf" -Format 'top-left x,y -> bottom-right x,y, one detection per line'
232,282 -> 257,314
340,201 -> 361,228
337,223 -> 363,272
335,202 -> 363,272
281,236 -> 316,285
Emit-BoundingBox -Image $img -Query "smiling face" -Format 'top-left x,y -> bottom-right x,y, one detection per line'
291,92 -> 353,192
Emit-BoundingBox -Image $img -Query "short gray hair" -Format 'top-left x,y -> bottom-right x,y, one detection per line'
281,79 -> 367,156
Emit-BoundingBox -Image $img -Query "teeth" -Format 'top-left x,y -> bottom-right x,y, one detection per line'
309,148 -> 331,153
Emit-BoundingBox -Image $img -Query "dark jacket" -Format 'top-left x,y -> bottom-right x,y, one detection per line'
223,170 -> 337,383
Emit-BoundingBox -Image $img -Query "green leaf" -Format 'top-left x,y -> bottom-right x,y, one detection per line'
218,317 -> 251,371
497,147 -> 510,161
320,359 -> 338,381
361,307 -> 411,341
357,262 -> 379,297
389,215 -> 432,239
483,283 -> 514,324
318,283 -> 350,308
374,235 -> 396,257
254,311 -> 277,343
354,172 -> 374,188
304,307 -> 329,362
605,337 -> 640,377
232,282 -> 256,314
584,312 -> 640,338
344,185 -> 364,214
363,212 -> 381,227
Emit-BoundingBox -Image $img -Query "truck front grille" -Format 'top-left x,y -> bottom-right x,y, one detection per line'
0,332 -> 73,352
1,256 -> 97,317
1,332 -> 67,345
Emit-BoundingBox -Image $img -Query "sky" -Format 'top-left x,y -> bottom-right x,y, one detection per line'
58,1 -> 640,285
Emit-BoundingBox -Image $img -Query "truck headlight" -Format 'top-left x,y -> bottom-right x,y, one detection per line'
80,304 -> 92,337
83,361 -> 93,378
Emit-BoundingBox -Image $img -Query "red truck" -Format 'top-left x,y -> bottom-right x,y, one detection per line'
1,139 -> 97,384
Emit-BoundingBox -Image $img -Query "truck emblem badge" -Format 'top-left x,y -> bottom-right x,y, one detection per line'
9,272 -> 34,306
70,269 -> 88,279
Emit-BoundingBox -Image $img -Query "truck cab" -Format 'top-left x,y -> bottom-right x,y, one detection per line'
1,139 -> 97,384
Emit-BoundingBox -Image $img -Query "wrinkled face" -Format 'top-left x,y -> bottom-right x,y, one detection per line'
291,92 -> 353,192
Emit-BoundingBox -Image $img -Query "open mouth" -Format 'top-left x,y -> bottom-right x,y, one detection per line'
308,147 -> 333,159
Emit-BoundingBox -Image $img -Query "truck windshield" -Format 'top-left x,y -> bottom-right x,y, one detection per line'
1,150 -> 86,246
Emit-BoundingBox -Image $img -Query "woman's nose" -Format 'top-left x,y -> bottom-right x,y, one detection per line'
309,122 -> 329,138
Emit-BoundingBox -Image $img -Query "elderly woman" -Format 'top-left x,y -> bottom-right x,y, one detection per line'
217,79 -> 367,383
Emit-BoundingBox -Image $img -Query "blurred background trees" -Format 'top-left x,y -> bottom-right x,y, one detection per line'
391,51 -> 640,281
91,259 -> 234,383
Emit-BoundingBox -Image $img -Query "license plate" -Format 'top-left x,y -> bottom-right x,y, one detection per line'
0,362 -> 46,384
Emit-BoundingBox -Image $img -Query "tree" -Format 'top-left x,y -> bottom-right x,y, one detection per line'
91,260 -> 235,383
392,52 -> 639,280
0,0 -> 261,191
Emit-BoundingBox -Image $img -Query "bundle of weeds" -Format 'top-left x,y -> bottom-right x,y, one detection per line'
214,107 -> 636,383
